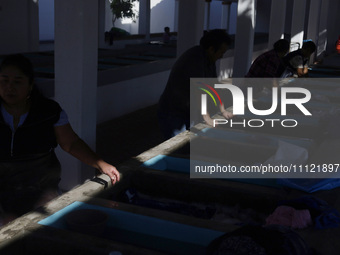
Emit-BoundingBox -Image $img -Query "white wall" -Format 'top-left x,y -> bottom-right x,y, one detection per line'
150,0 -> 176,33
97,70 -> 170,123
111,0 -> 176,35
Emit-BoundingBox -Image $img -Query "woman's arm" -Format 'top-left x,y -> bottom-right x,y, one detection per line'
297,67 -> 309,77
54,124 -> 120,185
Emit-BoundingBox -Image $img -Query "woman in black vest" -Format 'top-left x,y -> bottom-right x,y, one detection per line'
0,54 -> 120,224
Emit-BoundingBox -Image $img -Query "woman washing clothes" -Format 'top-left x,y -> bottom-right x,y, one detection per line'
0,54 -> 120,224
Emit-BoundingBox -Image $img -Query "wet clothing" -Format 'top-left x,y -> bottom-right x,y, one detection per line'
246,49 -> 286,78
0,97 -> 64,216
158,45 -> 217,139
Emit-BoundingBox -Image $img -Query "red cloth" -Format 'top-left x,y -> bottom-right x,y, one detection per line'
336,36 -> 340,54
265,205 -> 312,229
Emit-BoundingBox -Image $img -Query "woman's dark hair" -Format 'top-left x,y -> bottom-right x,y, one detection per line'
302,40 -> 316,53
273,39 -> 290,53
200,29 -> 232,52
0,54 -> 42,101
0,54 -> 35,84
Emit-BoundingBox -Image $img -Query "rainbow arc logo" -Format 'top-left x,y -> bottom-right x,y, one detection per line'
198,82 -> 222,107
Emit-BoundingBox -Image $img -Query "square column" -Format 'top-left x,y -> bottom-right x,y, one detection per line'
306,0 -> 321,62
290,0 -> 307,48
317,0 -> 329,57
176,0 -> 205,57
221,1 -> 232,32
0,0 -> 39,54
98,0 -> 106,48
268,0 -> 286,48
54,0 -> 98,190
174,0 -> 179,32
205,0 -> 211,31
28,0 -> 40,52
138,0 -> 151,41
326,0 -> 340,53
233,0 -> 256,77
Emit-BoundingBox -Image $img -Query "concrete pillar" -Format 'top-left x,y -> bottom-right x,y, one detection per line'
233,0 -> 256,77
176,0 -> 205,57
205,0 -> 211,31
306,0 -> 321,62
98,0 -> 106,48
54,0 -> 98,190
316,0 -> 329,57
28,0 -> 40,52
326,0 -> 339,54
105,0 -> 113,31
138,0 -> 151,41
221,1 -> 232,32
0,0 -> 39,54
268,0 -> 286,49
174,0 -> 179,32
290,0 -> 307,49
227,2 -> 231,33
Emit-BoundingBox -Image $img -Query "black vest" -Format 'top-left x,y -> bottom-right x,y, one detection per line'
0,97 -> 62,161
